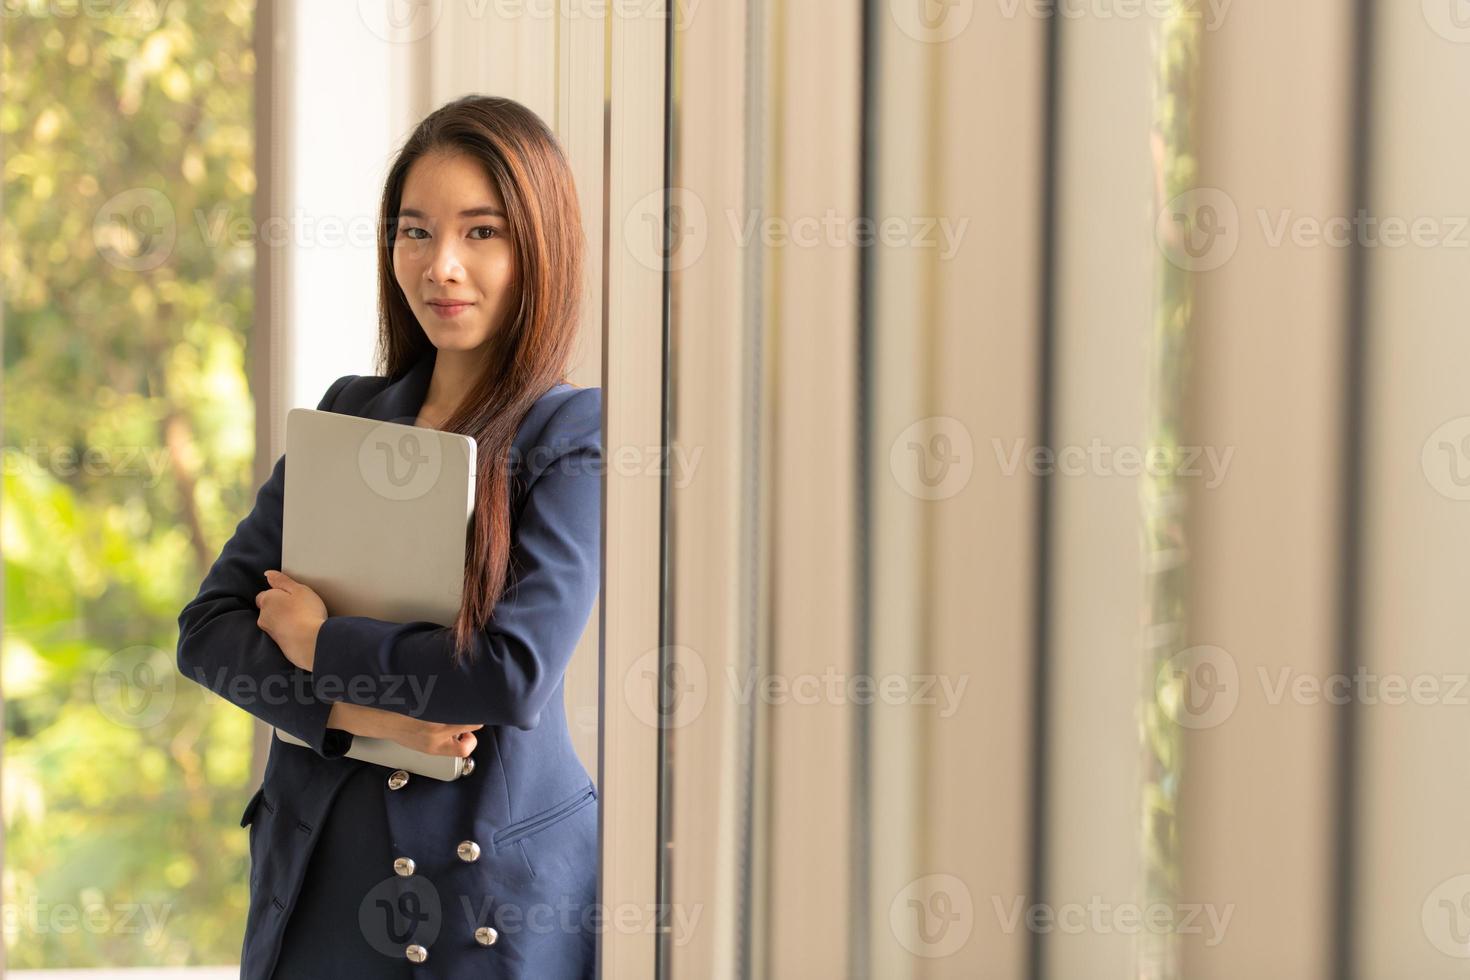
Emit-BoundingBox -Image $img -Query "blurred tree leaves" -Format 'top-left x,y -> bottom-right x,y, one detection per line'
3,0 -> 260,967
1139,4 -> 1200,979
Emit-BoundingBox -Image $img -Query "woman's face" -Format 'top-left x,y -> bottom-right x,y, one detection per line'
392,150 -> 518,354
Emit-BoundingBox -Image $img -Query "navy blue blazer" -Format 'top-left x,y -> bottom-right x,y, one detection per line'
176,350 -> 601,979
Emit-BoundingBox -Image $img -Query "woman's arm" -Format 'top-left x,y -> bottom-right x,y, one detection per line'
305,387 -> 602,730
326,702 -> 481,758
174,375 -> 359,758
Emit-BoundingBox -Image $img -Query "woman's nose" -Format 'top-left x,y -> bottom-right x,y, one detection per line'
425,241 -> 465,282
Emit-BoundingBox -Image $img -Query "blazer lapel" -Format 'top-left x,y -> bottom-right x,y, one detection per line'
359,348 -> 436,424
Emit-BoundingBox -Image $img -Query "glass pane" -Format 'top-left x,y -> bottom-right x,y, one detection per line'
3,2 -> 259,968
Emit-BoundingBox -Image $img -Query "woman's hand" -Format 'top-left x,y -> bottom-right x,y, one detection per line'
255,569 -> 327,671
329,702 -> 482,758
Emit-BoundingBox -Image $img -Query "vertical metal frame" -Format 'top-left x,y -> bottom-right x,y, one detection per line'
662,0 -> 756,976
250,0 -> 291,789
597,4 -> 668,978
1352,1 -> 1470,977
1178,3 -> 1356,974
1041,9 -> 1157,979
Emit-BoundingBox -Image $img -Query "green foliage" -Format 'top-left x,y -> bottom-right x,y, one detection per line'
3,0 -> 260,967
1139,4 -> 1200,979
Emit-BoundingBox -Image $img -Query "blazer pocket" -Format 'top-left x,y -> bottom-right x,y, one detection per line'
493,785 -> 596,850
239,786 -> 266,828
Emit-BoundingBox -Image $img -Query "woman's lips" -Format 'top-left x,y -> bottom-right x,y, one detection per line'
427,302 -> 473,318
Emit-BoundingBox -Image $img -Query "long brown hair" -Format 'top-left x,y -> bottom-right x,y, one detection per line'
373,95 -> 585,666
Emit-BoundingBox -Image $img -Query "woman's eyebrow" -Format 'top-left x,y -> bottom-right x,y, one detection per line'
398,206 -> 507,219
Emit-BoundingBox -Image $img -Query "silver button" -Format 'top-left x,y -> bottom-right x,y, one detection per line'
405,943 -> 428,963
474,926 -> 499,947
457,840 -> 481,862
460,757 -> 475,778
393,856 -> 416,877
387,769 -> 410,790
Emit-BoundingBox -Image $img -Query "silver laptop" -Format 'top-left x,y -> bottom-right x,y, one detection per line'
273,408 -> 477,779
281,407 -> 476,626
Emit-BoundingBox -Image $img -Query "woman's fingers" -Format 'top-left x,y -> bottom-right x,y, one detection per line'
442,731 -> 476,757
401,721 -> 480,757
379,715 -> 483,757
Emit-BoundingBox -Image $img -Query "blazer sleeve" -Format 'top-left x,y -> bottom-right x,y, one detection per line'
307,387 -> 602,731
175,374 -> 361,759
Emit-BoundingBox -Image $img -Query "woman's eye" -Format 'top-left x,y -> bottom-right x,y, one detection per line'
470,226 -> 499,240
400,226 -> 427,240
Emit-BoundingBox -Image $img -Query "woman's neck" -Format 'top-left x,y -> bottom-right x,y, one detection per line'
418,346 -> 488,426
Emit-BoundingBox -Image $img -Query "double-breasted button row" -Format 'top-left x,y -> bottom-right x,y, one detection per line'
390,848 -> 493,960
392,842 -> 478,873
389,756 -> 472,790
384,756 -> 490,962
387,756 -> 473,791
395,856 -> 425,963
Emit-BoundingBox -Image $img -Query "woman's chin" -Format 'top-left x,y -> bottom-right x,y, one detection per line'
420,321 -> 490,349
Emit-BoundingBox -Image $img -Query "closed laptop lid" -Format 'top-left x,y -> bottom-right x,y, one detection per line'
282,408 -> 476,627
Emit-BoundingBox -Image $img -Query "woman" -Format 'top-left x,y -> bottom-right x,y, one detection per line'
176,95 -> 601,978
